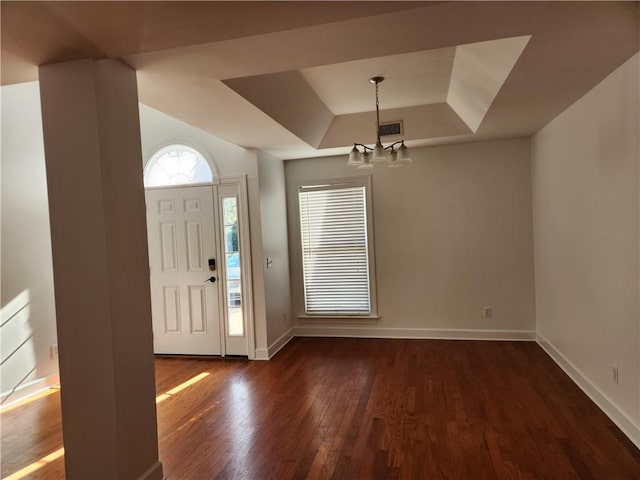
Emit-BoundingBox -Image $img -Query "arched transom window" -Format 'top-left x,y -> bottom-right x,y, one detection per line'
144,144 -> 213,187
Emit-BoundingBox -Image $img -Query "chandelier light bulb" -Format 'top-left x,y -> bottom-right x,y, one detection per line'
357,150 -> 373,169
388,148 -> 401,168
371,140 -> 387,163
347,144 -> 362,166
397,141 -> 412,163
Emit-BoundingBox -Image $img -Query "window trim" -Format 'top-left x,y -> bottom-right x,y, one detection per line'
293,176 -> 378,319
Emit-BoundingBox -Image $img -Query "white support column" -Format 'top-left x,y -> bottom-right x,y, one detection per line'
39,59 -> 163,480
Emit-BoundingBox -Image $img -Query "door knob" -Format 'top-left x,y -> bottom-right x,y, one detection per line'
204,276 -> 216,283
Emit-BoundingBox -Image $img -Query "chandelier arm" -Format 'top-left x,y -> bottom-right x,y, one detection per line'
384,141 -> 404,150
354,143 -> 374,151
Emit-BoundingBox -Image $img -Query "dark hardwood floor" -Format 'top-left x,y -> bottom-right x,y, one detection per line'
2,338 -> 639,479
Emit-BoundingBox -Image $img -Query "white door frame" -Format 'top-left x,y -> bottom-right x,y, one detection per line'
215,175 -> 255,359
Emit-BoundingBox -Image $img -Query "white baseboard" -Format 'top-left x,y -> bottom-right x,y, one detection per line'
537,333 -> 640,449
137,461 -> 164,480
254,347 -> 269,361
292,325 -> 536,341
0,373 -> 60,407
255,329 -> 294,360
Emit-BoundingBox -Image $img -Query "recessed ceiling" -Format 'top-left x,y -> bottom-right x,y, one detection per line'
2,1 -> 638,160
447,35 -> 531,133
300,48 -> 456,115
223,35 -> 531,150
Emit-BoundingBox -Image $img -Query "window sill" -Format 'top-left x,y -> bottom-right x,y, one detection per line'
297,315 -> 380,324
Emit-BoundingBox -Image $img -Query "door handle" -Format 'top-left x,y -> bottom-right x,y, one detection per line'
204,276 -> 216,283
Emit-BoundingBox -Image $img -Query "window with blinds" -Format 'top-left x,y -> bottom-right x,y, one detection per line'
298,183 -> 372,315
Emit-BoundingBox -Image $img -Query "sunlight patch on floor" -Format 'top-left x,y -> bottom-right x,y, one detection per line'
156,372 -> 210,404
0,386 -> 59,414
2,447 -> 64,480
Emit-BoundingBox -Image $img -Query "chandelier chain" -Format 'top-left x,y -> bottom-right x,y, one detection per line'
375,81 -> 381,143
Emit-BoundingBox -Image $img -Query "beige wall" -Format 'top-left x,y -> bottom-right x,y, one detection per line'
532,53 -> 639,446
285,138 -> 536,338
257,151 -> 293,353
1,82 -> 59,399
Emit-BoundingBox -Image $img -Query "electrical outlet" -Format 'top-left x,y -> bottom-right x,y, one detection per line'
612,366 -> 619,385
483,306 -> 492,318
50,344 -> 58,359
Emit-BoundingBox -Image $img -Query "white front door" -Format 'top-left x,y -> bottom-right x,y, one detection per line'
146,186 -> 221,355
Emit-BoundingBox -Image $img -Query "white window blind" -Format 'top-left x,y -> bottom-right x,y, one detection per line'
298,184 -> 371,315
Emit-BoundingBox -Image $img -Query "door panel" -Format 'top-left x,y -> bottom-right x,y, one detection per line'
146,186 -> 221,355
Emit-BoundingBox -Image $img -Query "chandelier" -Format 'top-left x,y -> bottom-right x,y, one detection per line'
346,76 -> 412,169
